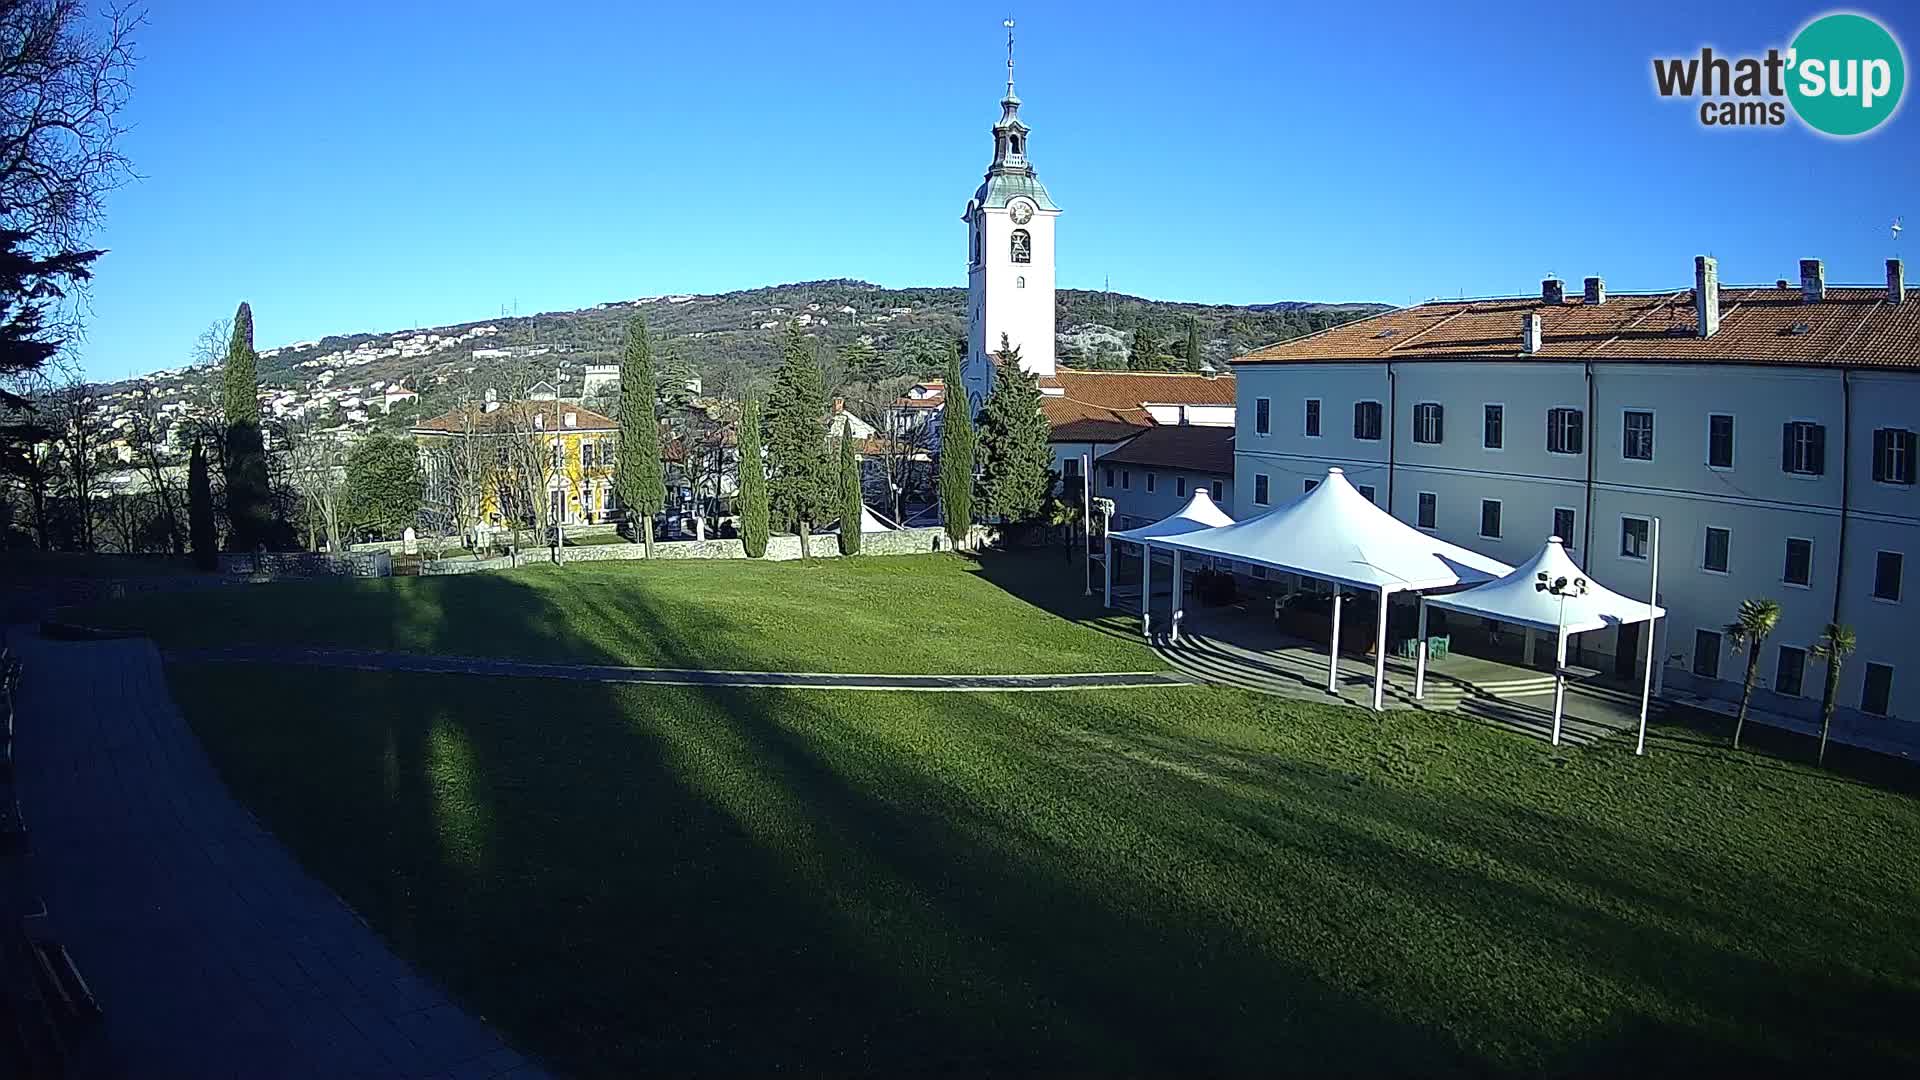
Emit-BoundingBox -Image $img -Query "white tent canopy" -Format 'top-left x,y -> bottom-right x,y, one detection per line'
1141,468 -> 1514,711
1418,535 -> 1665,746
1104,489 -> 1234,611
824,503 -> 898,534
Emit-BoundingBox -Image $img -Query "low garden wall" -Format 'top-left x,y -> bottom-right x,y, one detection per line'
217,550 -> 392,579
421,526 -> 997,575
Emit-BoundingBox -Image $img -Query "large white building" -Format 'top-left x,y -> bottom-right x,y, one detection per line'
1230,257 -> 1916,729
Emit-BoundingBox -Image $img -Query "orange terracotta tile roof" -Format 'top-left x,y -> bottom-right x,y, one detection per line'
413,401 -> 618,435
1094,424 -> 1236,474
1234,285 -> 1920,369
1040,367 -> 1237,442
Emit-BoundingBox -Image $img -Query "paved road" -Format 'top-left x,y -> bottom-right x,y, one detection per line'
165,644 -> 1195,692
8,630 -> 545,1078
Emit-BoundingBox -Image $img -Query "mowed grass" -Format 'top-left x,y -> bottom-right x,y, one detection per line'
167,663 -> 1920,1076
65,551 -> 1158,675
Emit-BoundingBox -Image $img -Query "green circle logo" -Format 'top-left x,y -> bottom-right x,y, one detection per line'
1787,12 -> 1905,136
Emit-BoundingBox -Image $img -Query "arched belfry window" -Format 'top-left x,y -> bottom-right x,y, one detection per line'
972,229 -> 981,266
1010,134 -> 1022,155
1010,228 -> 1031,264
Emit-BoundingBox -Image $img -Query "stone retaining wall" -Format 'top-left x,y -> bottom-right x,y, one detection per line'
421,526 -> 996,575
217,550 -> 392,578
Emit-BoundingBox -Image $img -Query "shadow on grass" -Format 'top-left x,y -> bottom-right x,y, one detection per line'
164,564 -> 1920,1075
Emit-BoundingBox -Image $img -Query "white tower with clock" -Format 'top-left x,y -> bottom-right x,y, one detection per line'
961,22 -> 1058,411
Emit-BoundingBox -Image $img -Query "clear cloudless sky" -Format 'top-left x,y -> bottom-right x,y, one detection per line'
76,0 -> 1919,379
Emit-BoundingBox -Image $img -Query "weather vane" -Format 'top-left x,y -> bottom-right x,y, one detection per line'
1004,17 -> 1016,91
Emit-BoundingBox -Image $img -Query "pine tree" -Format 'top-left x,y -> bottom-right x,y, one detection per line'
222,303 -> 272,550
840,338 -> 884,385
656,343 -> 696,416
937,345 -> 975,548
837,433 -> 862,556
617,314 -> 666,556
767,323 -> 832,558
977,334 -> 1052,523
188,437 -> 217,570
1129,325 -> 1161,370
737,395 -> 770,558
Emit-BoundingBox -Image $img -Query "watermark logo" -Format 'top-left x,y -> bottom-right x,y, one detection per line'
1652,11 -> 1905,136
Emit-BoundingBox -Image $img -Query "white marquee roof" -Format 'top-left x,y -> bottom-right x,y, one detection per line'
1111,488 -> 1234,541
1148,468 -> 1511,592
825,504 -> 898,534
1424,536 -> 1664,635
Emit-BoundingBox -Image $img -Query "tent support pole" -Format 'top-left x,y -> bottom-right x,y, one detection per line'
1170,549 -> 1184,644
1551,625 -> 1569,747
1326,589 -> 1343,694
1414,597 -> 1429,700
1371,587 -> 1389,712
1102,534 -> 1112,609
1141,544 -> 1153,638
1636,517 -> 1661,756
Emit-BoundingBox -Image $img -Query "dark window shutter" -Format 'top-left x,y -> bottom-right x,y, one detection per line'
1906,431 -> 1919,483
1782,423 -> 1794,472
1572,410 -> 1584,454
1434,405 -> 1444,443
1546,411 -> 1555,452
1810,424 -> 1826,475
1873,430 -> 1889,483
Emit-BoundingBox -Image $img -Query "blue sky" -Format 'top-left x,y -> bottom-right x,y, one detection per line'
77,0 -> 1918,380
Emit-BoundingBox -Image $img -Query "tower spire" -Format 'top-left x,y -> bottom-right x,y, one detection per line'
1004,17 -> 1016,100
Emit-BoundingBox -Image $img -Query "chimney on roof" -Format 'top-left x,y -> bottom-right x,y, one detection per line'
1776,279 -> 1792,290
1541,277 -> 1565,305
1889,258 -> 1906,304
1695,255 -> 1720,338
1583,276 -> 1606,305
1799,258 -> 1826,303
1520,312 -> 1543,354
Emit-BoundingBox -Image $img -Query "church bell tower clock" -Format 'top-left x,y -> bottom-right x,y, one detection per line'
962,19 -> 1058,412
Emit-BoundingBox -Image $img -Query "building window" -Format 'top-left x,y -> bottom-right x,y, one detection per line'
1783,538 -> 1813,587
1693,629 -> 1722,679
1547,407 -> 1584,455
1782,421 -> 1825,476
1703,526 -> 1730,573
1413,402 -> 1444,445
1623,410 -> 1655,461
1479,499 -> 1502,539
1255,397 -> 1270,436
1873,427 -> 1916,484
1357,484 -> 1376,504
1103,466 -> 1114,488
1553,507 -> 1576,547
1063,457 -> 1082,480
1774,645 -> 1807,698
1874,551 -> 1904,601
1175,476 -> 1186,497
1015,275 -> 1025,289
1254,474 -> 1270,505
1708,413 -> 1735,469
1861,662 -> 1893,716
1146,472 -> 1156,493
1417,492 -> 1437,530
1483,404 -> 1504,449
1121,470 -> 1131,490
1353,401 -> 1383,441
1304,479 -> 1319,493
1621,516 -> 1650,560
1304,399 -> 1321,437
1010,228 -> 1031,264
1210,480 -> 1223,501
581,440 -> 596,471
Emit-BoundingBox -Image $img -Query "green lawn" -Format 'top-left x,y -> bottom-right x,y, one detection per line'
166,664 -> 1920,1075
66,551 -> 1158,675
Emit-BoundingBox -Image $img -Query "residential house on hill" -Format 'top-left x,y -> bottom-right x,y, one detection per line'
412,400 -> 619,529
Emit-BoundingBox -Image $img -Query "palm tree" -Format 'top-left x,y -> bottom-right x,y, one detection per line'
1809,622 -> 1857,766
1724,597 -> 1782,750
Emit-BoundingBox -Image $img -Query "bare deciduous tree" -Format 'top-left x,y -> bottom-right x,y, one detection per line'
124,383 -> 184,551
286,411 -> 343,552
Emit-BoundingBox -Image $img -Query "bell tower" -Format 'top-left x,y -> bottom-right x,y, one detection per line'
962,19 -> 1058,412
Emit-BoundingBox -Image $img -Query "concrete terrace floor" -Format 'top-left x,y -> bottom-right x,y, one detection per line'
7,629 -> 546,1079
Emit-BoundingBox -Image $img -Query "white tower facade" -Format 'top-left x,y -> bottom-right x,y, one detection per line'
962,26 -> 1058,412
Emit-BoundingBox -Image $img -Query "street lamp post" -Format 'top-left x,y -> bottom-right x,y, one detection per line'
1534,571 -> 1589,747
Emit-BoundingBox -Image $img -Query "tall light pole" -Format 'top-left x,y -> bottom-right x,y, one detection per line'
1535,571 -> 1588,747
1081,452 -> 1092,595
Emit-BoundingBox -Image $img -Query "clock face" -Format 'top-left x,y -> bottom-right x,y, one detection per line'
1009,199 -> 1034,225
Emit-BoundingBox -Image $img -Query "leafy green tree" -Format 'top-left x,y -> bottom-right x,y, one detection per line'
617,315 -> 666,556
1129,325 -> 1166,370
1810,623 -> 1857,766
1725,597 -> 1783,750
837,433 -> 862,556
841,338 -> 884,385
976,334 -> 1052,523
737,395 -> 770,558
657,342 -> 696,416
188,437 -> 216,570
222,302 -> 273,549
767,323 -> 832,558
343,433 -> 424,540
937,345 -> 975,548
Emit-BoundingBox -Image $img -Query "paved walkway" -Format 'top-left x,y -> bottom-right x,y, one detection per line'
8,630 -> 545,1078
164,645 -> 1194,692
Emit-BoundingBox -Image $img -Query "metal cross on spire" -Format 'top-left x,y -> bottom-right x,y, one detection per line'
1004,17 -> 1016,97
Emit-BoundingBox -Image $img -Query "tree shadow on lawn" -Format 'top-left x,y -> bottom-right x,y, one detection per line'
178,570 -> 1920,1075
958,548 -> 1149,651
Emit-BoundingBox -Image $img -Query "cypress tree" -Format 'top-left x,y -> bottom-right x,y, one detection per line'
1184,316 -> 1203,371
222,302 -> 272,550
837,433 -> 862,556
977,338 -> 1052,524
616,314 -> 666,556
188,438 -> 217,570
737,395 -> 770,558
766,323 -> 832,558
1129,325 -> 1164,371
937,345 -> 975,549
